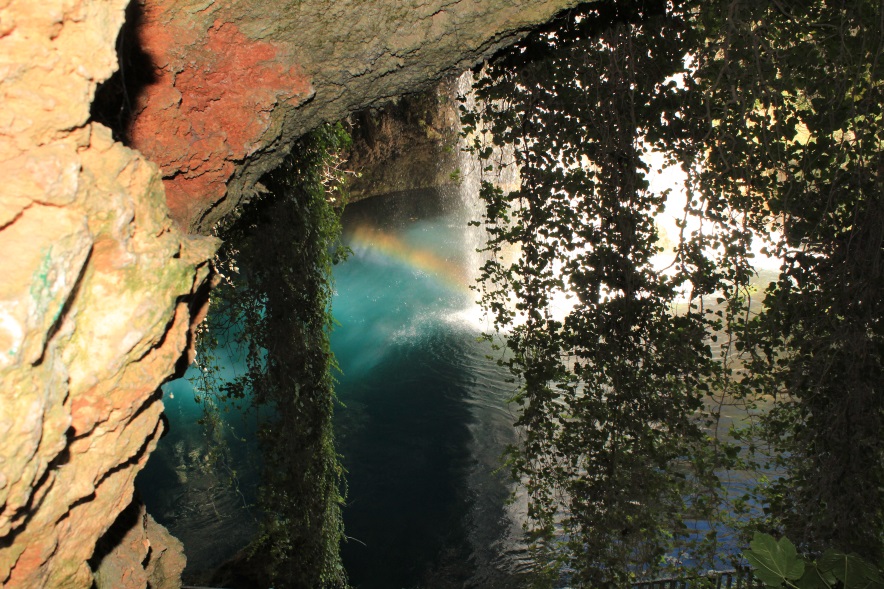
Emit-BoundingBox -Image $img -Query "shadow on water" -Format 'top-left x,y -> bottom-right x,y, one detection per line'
337,333 -> 476,589
135,358 -> 261,578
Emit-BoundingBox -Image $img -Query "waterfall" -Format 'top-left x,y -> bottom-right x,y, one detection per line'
325,73 -> 541,588
445,71 -> 522,331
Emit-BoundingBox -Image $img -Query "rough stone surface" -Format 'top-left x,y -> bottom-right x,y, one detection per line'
0,0 -> 577,587
121,0 -> 580,231
344,79 -> 461,203
91,500 -> 186,589
128,0 -> 315,228
0,1 -> 214,587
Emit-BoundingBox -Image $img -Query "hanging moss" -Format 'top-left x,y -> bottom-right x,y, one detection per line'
193,123 -> 352,589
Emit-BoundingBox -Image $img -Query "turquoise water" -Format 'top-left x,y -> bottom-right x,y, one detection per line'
333,188 -> 526,588
136,327 -> 261,574
136,182 -> 765,586
138,186 -> 527,586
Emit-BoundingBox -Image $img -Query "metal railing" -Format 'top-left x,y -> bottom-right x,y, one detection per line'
633,569 -> 762,589
181,569 -> 759,589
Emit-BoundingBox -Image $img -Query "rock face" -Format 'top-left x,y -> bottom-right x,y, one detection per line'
115,0 -> 579,232
91,501 -> 186,589
344,79 -> 461,203
125,0 -> 316,231
0,0 -> 577,587
0,2 -> 215,586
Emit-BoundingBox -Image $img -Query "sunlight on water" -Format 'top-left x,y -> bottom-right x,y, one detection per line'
332,186 -> 530,589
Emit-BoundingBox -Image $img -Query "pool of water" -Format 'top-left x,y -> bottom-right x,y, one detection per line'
333,188 -> 529,588
137,185 -> 530,587
136,330 -> 261,576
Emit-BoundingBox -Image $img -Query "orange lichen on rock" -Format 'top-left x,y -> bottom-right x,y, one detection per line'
130,6 -> 314,228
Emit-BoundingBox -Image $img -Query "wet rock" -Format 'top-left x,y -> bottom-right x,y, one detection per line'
344,79 -> 461,202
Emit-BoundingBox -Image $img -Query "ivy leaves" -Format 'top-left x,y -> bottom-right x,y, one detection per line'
195,124 -> 351,589
463,2 -> 725,585
745,533 -> 884,589
466,0 -> 884,583
684,0 -> 884,557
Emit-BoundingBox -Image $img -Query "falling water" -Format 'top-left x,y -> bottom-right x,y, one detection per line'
331,118 -> 532,589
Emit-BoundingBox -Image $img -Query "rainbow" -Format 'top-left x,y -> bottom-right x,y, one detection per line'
347,224 -> 472,293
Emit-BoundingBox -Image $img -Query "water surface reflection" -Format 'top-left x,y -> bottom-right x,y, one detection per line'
333,188 -> 526,588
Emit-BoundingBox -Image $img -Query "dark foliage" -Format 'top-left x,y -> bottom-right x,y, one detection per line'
463,2 -> 720,585
196,124 -> 352,589
463,0 -> 884,583
684,0 -> 884,558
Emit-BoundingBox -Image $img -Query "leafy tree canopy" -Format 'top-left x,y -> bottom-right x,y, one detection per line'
462,0 -> 884,585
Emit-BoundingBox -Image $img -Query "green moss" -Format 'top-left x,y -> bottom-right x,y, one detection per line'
192,123 -> 352,589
